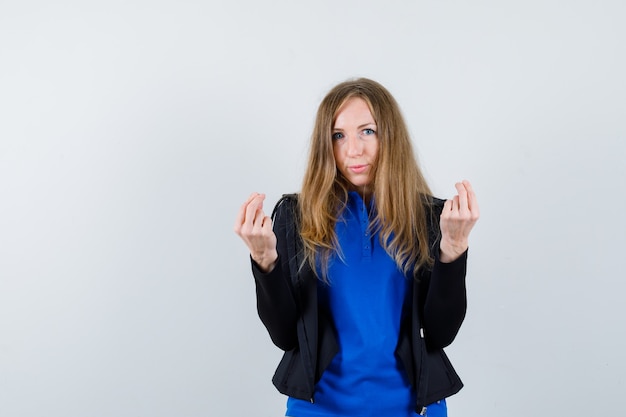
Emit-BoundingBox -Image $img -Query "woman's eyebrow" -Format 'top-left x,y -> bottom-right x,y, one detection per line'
333,122 -> 376,130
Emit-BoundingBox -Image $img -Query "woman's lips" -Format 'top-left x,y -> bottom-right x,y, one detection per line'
349,164 -> 368,174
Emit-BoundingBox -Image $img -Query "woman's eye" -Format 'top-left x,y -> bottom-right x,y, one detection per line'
363,128 -> 376,136
332,132 -> 344,140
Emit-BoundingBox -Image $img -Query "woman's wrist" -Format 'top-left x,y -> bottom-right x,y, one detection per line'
252,251 -> 278,273
439,239 -> 468,263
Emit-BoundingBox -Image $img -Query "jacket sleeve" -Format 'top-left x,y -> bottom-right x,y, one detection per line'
251,195 -> 299,351
421,198 -> 468,349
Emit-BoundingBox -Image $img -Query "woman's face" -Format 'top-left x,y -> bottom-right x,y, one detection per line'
332,97 -> 379,194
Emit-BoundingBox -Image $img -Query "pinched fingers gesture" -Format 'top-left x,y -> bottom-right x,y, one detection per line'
439,180 -> 480,263
234,192 -> 278,272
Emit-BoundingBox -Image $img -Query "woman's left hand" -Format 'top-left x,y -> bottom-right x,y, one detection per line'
439,180 -> 480,263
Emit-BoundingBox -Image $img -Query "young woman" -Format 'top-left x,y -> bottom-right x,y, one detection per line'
234,78 -> 479,417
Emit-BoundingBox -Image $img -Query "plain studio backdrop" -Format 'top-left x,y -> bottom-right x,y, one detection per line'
1,1 -> 624,416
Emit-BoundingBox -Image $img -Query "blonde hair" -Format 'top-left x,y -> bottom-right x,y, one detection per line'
299,78 -> 434,281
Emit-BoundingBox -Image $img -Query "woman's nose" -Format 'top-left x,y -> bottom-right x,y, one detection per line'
346,133 -> 363,156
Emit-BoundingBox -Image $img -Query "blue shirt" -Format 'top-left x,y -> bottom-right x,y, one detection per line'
286,192 -> 422,417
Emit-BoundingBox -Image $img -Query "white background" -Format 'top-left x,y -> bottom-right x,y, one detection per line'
1,1 -> 625,416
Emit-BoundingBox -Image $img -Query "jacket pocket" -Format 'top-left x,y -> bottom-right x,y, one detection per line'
424,349 -> 463,402
272,349 -> 314,401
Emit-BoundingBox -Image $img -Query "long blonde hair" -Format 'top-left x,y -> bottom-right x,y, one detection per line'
299,78 -> 434,281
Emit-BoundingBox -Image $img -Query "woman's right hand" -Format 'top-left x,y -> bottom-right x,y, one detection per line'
234,192 -> 278,273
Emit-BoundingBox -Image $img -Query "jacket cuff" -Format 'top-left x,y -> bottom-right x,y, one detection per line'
431,249 -> 468,290
434,247 -> 468,264
251,255 -> 284,287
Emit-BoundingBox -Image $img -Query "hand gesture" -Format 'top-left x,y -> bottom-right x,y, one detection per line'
439,180 -> 480,263
234,192 -> 278,273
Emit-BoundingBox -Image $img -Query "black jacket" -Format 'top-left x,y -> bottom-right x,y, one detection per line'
251,194 -> 467,414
